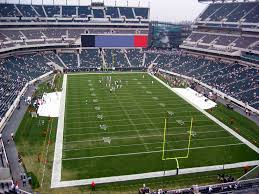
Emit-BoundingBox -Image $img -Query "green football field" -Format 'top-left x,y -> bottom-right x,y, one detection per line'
61,72 -> 259,181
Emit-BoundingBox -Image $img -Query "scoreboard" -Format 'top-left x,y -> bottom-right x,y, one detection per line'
81,34 -> 148,48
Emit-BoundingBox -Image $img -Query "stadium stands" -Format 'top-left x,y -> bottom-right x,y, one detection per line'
62,6 -> 77,18
126,49 -> 144,67
119,7 -> 135,19
106,7 -> 119,18
103,49 -> 129,68
152,51 -> 259,109
80,49 -> 102,69
181,1 -> 259,56
59,52 -> 78,69
0,3 -> 149,21
0,3 -> 149,51
0,53 -> 53,121
198,2 -> 259,23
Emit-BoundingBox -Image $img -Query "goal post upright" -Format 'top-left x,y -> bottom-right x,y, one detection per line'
162,116 -> 194,174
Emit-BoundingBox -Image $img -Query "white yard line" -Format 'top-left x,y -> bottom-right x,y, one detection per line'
64,124 -> 219,136
64,123 -> 220,132
65,117 -> 208,125
64,129 -> 226,144
51,74 -> 67,188
65,107 -> 199,115
65,112 -> 204,120
62,143 -> 245,160
63,136 -> 235,152
151,73 -> 259,154
64,103 -> 190,111
65,108 -> 201,116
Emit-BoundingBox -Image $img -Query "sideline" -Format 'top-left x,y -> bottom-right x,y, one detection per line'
51,74 -> 67,188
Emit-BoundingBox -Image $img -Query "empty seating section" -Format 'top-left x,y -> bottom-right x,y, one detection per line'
144,52 -> 157,66
185,33 -> 258,51
42,29 -> 66,38
104,49 -> 129,68
216,35 -> 237,46
226,3 -> 255,22
21,30 -> 43,39
199,2 -> 259,23
78,6 -> 91,17
126,49 -> 143,67
106,7 -> 119,18
201,34 -> 218,44
93,9 -> 104,18
59,53 -> 78,68
44,52 -> 65,67
0,53 -> 52,120
119,7 -> 134,19
244,4 -> 259,23
153,51 -> 258,109
0,30 -> 24,40
62,6 -> 76,17
155,53 -> 173,66
0,4 -> 19,17
16,4 -> 37,17
134,8 -> 148,19
0,3 -> 149,50
33,5 -> 46,17
199,4 -> 223,20
80,49 -> 101,68
0,4 -> 150,20
68,29 -> 85,38
187,33 -> 205,42
210,3 -> 239,21
234,37 -> 258,48
44,5 -> 60,17
0,32 -> 7,42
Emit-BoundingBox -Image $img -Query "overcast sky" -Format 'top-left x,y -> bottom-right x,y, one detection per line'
0,0 -> 208,22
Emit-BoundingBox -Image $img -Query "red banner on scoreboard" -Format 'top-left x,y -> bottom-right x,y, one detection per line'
134,35 -> 148,48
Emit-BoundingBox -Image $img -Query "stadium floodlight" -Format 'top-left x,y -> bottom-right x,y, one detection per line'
162,115 -> 193,175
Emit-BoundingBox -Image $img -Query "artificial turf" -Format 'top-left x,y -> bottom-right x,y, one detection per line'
61,72 -> 259,181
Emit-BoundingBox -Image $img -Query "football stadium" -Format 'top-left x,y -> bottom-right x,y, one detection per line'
0,0 -> 258,193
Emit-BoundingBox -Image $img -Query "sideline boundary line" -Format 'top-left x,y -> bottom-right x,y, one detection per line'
51,74 -> 67,188
53,160 -> 259,188
151,73 -> 259,154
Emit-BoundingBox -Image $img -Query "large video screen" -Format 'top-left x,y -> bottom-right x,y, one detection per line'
81,34 -> 148,48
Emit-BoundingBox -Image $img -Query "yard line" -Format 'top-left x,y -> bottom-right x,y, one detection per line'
65,111 -> 204,121
63,129 -> 227,144
64,123 -> 219,132
113,90 -> 150,151
65,108 -> 203,116
62,143 -> 245,160
64,103 -> 191,111
66,96 -> 184,101
64,117 -> 211,125
63,135 -> 235,152
66,111 -> 205,121
66,100 -> 185,107
65,108 -> 201,116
